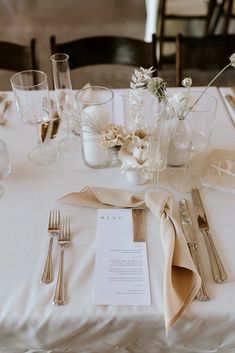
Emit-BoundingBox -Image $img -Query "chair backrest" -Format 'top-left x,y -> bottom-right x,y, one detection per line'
212,0 -> 235,34
158,0 -> 218,66
50,34 -> 157,74
0,39 -> 39,72
176,33 -> 235,86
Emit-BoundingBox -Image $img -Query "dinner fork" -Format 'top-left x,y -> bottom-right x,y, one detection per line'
53,216 -> 71,305
41,210 -> 60,284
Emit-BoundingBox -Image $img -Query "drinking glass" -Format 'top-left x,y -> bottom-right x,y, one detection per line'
76,86 -> 114,168
0,139 -> 11,198
122,89 -> 153,132
145,97 -> 174,190
11,70 -> 59,165
50,53 -> 79,153
147,117 -> 173,191
170,91 -> 217,193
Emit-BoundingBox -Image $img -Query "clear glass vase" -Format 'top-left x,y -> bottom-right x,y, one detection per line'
76,86 -> 114,168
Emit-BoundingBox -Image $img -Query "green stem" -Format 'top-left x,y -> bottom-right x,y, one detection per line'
183,62 -> 232,119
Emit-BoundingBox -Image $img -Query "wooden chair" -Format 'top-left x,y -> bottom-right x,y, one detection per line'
210,0 -> 235,34
0,39 -> 39,72
50,34 -> 157,86
158,0 -> 218,66
176,33 -> 235,86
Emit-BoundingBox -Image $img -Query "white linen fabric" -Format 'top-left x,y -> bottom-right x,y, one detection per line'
202,148 -> 235,194
1,88 -> 235,353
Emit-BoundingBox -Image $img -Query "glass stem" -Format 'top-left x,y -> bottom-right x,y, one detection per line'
182,144 -> 192,185
153,170 -> 159,191
65,115 -> 71,140
36,125 -> 46,156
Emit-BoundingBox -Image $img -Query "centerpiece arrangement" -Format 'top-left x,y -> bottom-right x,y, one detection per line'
77,53 -> 235,186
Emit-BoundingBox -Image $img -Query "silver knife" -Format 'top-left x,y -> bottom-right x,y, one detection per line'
192,187 -> 228,283
225,95 -> 235,112
179,199 -> 210,301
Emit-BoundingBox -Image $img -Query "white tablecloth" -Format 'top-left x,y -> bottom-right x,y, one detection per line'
1,88 -> 235,353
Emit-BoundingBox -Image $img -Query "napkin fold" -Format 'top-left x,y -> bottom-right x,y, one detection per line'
60,186 -> 201,333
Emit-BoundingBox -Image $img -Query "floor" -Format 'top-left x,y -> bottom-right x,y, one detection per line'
0,0 -> 234,90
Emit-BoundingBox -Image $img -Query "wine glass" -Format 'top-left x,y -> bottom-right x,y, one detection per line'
50,53 -> 79,153
147,117 -> 173,191
10,70 -> 59,165
170,91 -> 217,193
146,98 -> 174,191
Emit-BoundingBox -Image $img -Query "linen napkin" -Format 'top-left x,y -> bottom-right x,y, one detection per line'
202,149 -> 235,195
60,186 -> 201,333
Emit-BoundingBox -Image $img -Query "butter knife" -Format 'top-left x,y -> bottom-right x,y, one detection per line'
179,199 -> 210,301
225,95 -> 235,112
192,187 -> 228,283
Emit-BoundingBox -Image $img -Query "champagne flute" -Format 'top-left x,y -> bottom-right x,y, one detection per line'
50,53 -> 79,153
170,91 -> 217,193
11,70 -> 59,165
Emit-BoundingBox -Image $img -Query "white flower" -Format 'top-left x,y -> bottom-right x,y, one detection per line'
132,145 -> 149,164
169,92 -> 192,118
230,53 -> 235,67
182,77 -> 192,88
147,76 -> 167,102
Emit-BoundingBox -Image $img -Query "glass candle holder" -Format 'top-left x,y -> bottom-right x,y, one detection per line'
76,86 -> 114,168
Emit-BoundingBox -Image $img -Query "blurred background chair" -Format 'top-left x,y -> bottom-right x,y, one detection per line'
50,34 -> 157,88
158,0 -> 218,67
0,39 -> 39,89
210,0 -> 235,33
175,33 -> 235,86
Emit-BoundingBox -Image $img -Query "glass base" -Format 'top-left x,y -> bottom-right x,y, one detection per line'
59,136 -> 80,154
28,145 -> 60,166
143,183 -> 169,194
170,168 -> 201,193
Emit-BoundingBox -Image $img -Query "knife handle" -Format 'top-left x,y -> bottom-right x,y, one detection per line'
189,245 -> 210,301
202,230 -> 228,283
206,231 -> 228,282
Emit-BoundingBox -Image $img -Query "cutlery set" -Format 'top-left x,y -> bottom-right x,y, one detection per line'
41,209 -> 71,305
179,187 -> 228,302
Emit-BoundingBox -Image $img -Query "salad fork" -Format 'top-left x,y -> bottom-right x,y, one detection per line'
41,210 -> 60,284
53,216 -> 71,305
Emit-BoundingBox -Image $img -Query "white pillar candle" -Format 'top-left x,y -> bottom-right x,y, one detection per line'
81,105 -> 111,168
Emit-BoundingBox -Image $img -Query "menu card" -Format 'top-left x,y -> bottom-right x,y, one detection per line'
94,209 -> 151,306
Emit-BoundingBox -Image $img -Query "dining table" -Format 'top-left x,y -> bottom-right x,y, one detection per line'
1,86 -> 235,353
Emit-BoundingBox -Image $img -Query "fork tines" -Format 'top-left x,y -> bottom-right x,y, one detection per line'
59,216 -> 71,242
49,209 -> 61,232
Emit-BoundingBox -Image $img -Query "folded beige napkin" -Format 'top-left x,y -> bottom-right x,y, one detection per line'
202,149 -> 235,194
60,186 -> 201,333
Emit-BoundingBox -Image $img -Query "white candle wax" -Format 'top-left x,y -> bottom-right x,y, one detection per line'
81,105 -> 111,168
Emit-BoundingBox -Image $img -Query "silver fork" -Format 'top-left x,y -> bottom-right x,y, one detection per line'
41,210 -> 60,284
53,216 -> 71,305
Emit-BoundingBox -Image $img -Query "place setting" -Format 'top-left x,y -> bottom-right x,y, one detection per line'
0,40 -> 235,353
